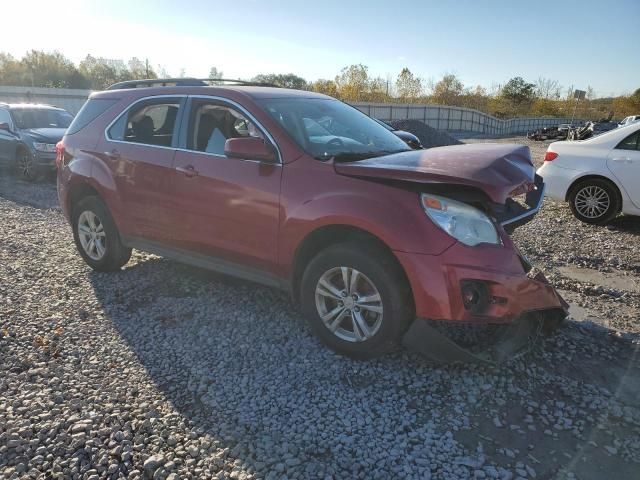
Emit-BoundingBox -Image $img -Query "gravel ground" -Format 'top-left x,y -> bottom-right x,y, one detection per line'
1,144 -> 639,480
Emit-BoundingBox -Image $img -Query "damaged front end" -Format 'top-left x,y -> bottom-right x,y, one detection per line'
335,143 -> 568,362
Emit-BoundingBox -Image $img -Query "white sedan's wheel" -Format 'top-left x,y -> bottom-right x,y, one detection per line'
569,179 -> 620,225
574,185 -> 610,219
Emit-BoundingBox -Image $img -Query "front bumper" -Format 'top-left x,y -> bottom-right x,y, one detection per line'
33,151 -> 57,169
395,235 -> 567,324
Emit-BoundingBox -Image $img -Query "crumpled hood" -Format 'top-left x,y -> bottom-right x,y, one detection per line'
22,128 -> 66,144
334,143 -> 535,204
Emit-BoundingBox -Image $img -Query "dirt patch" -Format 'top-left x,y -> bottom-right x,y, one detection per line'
558,265 -> 640,294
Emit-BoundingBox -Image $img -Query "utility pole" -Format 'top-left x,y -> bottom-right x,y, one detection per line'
145,59 -> 149,77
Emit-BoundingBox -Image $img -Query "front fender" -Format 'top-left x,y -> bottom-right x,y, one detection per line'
278,173 -> 456,274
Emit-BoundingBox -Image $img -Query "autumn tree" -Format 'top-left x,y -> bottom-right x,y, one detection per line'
0,50 -> 89,88
78,55 -> 131,89
127,58 -> 156,79
334,64 -> 370,101
395,67 -> 422,101
310,79 -> 339,98
612,88 -> 640,117
431,74 -> 464,105
535,77 -> 562,100
209,66 -> 223,79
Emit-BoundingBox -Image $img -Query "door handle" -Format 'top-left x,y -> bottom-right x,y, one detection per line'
611,157 -> 631,163
105,149 -> 121,160
176,165 -> 199,177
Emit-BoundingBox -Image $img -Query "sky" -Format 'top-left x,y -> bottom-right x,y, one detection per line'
3,0 -> 639,97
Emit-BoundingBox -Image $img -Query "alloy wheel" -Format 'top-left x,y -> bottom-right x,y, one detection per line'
18,151 -> 33,179
314,267 -> 383,343
574,185 -> 610,219
77,211 -> 107,261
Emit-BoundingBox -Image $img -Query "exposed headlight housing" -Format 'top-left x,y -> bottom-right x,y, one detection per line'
33,142 -> 57,153
420,193 -> 500,246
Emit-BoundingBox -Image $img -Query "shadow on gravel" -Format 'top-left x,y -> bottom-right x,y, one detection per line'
606,215 -> 640,235
85,253 -> 640,479
0,170 -> 59,210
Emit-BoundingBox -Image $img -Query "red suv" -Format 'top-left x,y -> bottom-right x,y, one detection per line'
57,78 -> 566,358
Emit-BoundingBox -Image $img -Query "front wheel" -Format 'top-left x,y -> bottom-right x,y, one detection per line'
300,242 -> 413,359
568,179 -> 620,225
15,148 -> 38,181
72,196 -> 132,271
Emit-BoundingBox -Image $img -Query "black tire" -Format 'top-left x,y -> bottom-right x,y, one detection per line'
300,242 -> 413,359
14,147 -> 38,182
568,178 -> 620,225
71,196 -> 131,272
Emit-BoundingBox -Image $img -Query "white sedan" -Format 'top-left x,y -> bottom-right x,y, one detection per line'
537,122 -> 640,224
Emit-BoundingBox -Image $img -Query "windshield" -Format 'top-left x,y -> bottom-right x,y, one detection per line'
11,108 -> 73,129
258,98 -> 411,161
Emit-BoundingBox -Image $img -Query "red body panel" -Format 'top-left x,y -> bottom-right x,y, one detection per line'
171,150 -> 282,273
58,85 -> 567,325
395,236 -> 566,322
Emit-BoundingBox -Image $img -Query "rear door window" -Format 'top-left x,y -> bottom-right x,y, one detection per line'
108,98 -> 182,147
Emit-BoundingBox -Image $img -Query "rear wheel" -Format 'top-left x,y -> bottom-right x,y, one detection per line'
300,242 -> 413,359
72,196 -> 131,271
568,178 -> 620,225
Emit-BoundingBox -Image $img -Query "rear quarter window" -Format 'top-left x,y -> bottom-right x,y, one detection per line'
66,98 -> 120,135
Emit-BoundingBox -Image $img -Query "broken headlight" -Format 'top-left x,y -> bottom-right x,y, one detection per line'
420,194 -> 500,247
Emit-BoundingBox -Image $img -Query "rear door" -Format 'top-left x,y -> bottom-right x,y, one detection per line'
607,129 -> 640,208
169,96 -> 282,274
98,96 -> 185,244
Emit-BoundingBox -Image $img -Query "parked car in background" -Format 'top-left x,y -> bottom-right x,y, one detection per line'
592,121 -> 618,134
618,115 -> 640,128
537,122 -> 640,224
557,123 -> 573,138
373,118 -> 423,149
0,103 -> 73,180
57,78 -> 566,357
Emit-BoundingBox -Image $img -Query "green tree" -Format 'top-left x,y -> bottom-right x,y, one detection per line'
501,77 -> 536,105
252,73 -> 307,89
395,67 -> 422,101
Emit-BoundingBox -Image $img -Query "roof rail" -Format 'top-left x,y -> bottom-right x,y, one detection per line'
106,77 -> 278,90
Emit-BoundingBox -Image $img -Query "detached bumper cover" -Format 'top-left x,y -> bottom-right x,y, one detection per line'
395,235 -> 568,323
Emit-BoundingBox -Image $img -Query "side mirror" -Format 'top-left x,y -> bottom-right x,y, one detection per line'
224,137 -> 277,163
0,122 -> 11,132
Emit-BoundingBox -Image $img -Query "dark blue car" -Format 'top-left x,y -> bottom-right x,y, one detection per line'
0,103 -> 73,180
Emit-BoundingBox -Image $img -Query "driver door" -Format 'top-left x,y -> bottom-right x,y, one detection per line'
0,107 -> 17,163
169,97 -> 282,274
